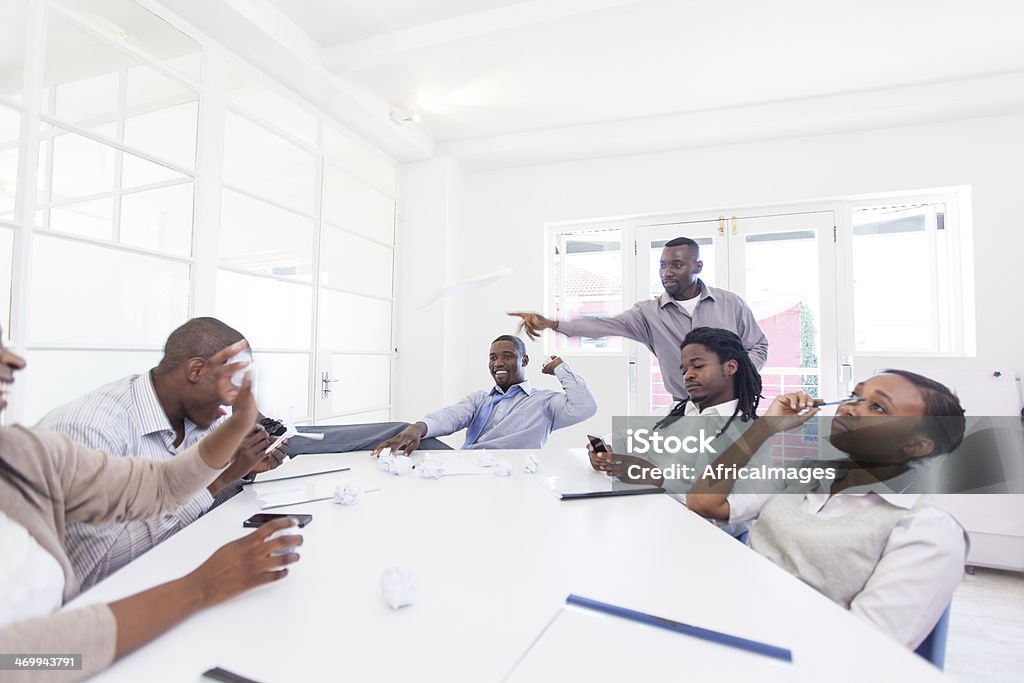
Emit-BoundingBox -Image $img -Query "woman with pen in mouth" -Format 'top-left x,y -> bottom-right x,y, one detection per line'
0,328 -> 302,681
684,369 -> 968,651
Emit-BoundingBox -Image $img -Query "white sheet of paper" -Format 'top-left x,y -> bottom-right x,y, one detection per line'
428,266 -> 513,305
246,473 -> 352,509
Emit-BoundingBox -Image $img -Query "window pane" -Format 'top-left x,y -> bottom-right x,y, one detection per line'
0,227 -> 13,333
0,106 -> 19,216
852,204 -> 945,352
322,164 -> 395,244
553,229 -> 622,352
322,124 -> 397,196
320,227 -> 393,298
49,197 -> 113,240
0,1 -> 28,102
123,101 -> 197,170
223,112 -> 316,215
121,149 -> 184,188
126,63 -> 193,109
20,349 -> 161,425
29,234 -> 190,345
219,189 -> 313,280
49,130 -> 116,200
57,0 -> 202,82
743,230 -> 821,404
225,64 -> 317,146
252,352 -> 309,421
319,290 -> 391,352
328,354 -> 390,414
215,270 -> 312,350
120,183 -> 193,255
52,71 -> 119,123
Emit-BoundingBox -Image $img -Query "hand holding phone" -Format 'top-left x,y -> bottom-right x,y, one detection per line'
586,434 -> 613,473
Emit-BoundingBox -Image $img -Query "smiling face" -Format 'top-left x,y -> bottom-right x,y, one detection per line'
829,373 -> 935,462
488,340 -> 527,391
660,245 -> 702,299
680,342 -> 737,408
0,327 -> 27,415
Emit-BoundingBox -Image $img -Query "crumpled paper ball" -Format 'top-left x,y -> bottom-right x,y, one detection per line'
523,454 -> 539,474
493,458 -> 512,477
416,455 -> 445,479
265,521 -> 301,556
477,453 -> 497,468
381,567 -> 416,610
226,350 -> 256,391
333,481 -> 364,506
379,451 -> 413,476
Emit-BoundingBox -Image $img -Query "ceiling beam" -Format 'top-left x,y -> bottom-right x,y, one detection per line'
323,0 -> 643,71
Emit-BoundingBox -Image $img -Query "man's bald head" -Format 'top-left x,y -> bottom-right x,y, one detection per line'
154,317 -> 244,375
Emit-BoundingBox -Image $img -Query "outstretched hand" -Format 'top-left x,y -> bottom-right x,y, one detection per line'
507,311 -> 556,340
372,423 -> 427,456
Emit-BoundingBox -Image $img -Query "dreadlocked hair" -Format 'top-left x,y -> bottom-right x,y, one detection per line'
653,327 -> 763,436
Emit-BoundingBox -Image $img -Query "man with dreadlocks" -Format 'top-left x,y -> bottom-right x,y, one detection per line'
589,328 -> 769,537
589,327 -> 764,475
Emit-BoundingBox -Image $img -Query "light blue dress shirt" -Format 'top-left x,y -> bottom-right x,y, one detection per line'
421,362 -> 597,449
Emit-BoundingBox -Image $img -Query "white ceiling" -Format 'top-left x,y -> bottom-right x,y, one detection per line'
159,0 -> 1024,167
266,0 -> 1024,143
268,0 -> 524,46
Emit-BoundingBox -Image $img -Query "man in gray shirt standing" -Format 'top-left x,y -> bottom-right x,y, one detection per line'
510,237 -> 768,401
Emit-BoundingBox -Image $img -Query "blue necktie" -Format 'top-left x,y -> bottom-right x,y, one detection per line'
463,387 -> 520,447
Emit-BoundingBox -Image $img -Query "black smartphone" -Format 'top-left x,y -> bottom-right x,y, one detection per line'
242,513 -> 312,528
587,434 -> 609,453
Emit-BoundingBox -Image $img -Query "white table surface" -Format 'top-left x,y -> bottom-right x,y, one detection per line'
66,449 -> 947,682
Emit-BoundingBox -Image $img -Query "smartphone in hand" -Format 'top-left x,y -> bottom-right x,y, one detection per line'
587,434 -> 609,453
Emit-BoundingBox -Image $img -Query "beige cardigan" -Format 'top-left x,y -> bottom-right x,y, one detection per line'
0,425 -> 224,681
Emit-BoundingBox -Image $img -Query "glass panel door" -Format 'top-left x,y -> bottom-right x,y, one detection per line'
727,212 -> 838,407
634,219 -> 729,413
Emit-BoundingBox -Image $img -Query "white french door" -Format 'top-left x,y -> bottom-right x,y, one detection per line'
633,211 -> 838,413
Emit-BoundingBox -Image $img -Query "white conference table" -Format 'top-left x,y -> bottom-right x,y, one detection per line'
67,449 -> 947,682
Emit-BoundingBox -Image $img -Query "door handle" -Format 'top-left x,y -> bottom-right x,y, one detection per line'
840,363 -> 853,384
321,372 -> 338,399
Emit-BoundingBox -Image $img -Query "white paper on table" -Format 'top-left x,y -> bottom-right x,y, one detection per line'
427,266 -> 513,306
246,473 -> 352,509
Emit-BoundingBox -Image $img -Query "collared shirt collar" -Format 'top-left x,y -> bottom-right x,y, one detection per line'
133,372 -> 177,437
683,398 -> 739,417
490,381 -> 534,397
805,489 -> 922,511
657,278 -> 713,309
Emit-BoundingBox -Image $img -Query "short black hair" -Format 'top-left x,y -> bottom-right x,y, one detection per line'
664,237 -> 700,255
880,369 -> 966,455
154,317 -> 245,374
491,335 -> 526,356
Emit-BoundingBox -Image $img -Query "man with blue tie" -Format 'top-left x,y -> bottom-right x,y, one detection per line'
372,335 -> 597,455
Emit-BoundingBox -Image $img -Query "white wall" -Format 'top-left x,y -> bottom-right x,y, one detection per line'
396,113 -> 1024,442
393,157 -> 464,424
